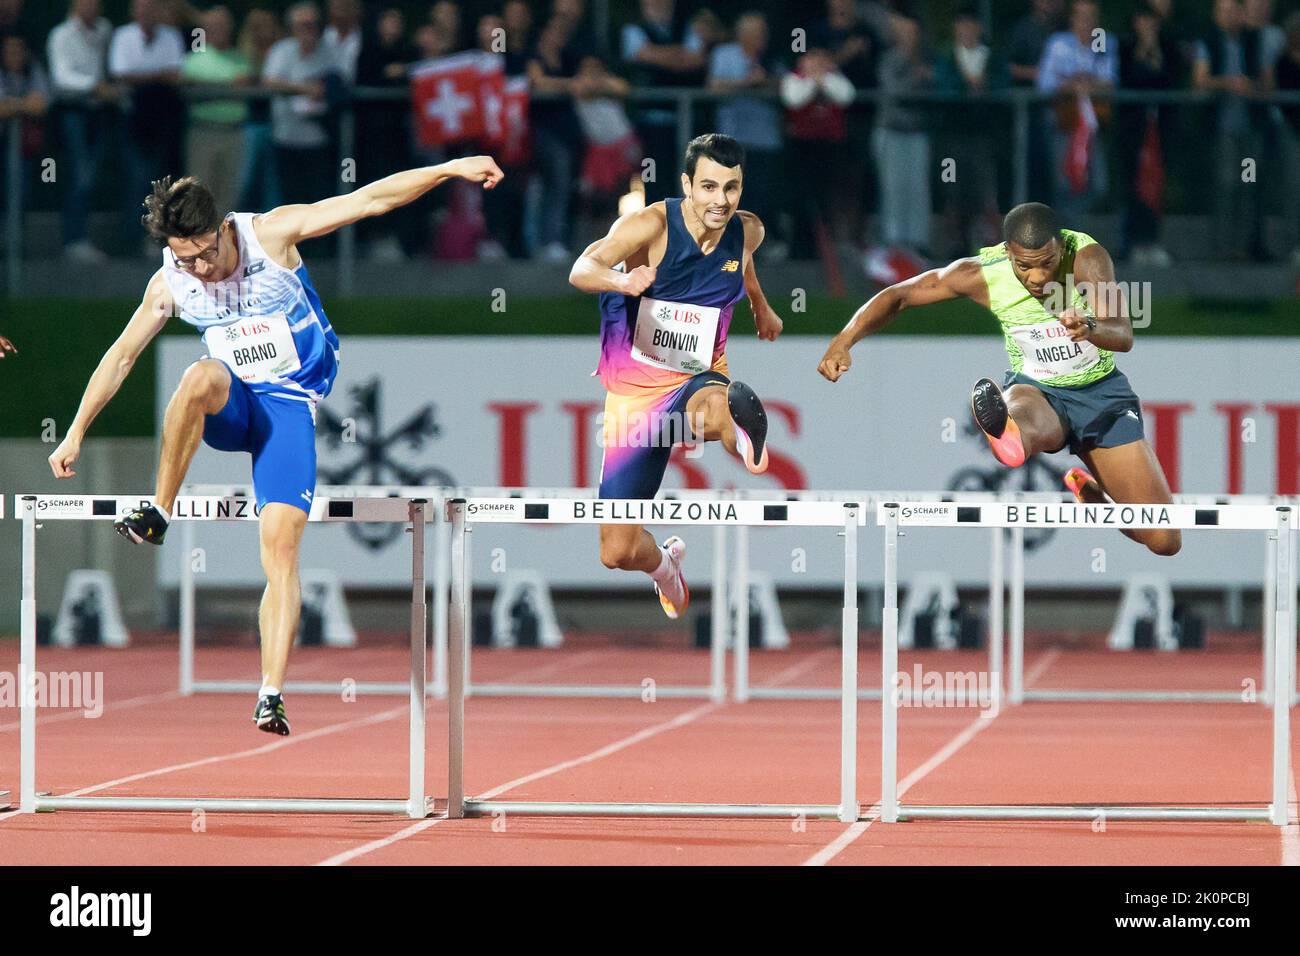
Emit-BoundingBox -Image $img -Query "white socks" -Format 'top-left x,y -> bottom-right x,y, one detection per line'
154,504 -> 171,524
259,684 -> 281,699
648,546 -> 675,586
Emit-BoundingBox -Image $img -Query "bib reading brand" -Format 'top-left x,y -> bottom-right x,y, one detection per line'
1007,318 -> 1101,382
203,313 -> 301,383
631,296 -> 720,375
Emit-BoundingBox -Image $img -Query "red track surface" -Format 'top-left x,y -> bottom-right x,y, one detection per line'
1,636 -> 1297,865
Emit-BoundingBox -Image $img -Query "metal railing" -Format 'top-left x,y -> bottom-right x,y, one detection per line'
5,84 -> 1300,296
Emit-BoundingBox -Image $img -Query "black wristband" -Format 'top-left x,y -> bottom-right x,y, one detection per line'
1085,315 -> 1097,333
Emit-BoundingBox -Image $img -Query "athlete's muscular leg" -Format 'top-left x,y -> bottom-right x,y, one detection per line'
685,385 -> 737,454
1004,384 -> 1066,458
1079,442 -> 1182,556
258,503 -> 308,689
600,524 -> 663,573
156,360 -> 230,512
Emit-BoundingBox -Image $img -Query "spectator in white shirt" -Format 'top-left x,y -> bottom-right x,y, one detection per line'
324,0 -> 361,83
47,0 -> 115,262
262,2 -> 340,209
111,0 -> 186,253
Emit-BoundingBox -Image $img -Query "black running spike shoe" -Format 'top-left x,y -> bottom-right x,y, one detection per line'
727,380 -> 770,474
970,378 -> 1026,467
113,504 -> 169,545
253,694 -> 291,736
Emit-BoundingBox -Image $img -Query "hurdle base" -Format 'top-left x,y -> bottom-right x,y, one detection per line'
463,800 -> 844,819
0,790 -> 8,810
1021,689 -> 1247,704
36,795 -> 431,816
892,804 -> 1273,822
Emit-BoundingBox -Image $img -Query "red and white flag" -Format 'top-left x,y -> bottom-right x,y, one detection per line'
483,73 -> 530,166
1064,92 -> 1097,195
410,51 -> 491,148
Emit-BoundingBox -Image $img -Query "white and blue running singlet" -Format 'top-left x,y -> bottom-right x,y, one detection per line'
162,212 -> 340,404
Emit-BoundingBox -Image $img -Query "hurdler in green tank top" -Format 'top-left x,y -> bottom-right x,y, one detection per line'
976,228 -> 1115,388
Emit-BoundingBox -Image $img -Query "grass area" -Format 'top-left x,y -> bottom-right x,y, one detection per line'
0,294 -> 1294,438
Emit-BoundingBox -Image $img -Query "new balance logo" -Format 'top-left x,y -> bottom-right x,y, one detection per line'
720,260 -> 739,272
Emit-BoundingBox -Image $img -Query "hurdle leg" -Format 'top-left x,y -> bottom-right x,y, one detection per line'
881,504 -> 900,823
1290,527 -> 1297,708
839,505 -> 860,823
464,518 -> 473,696
710,524 -> 727,704
733,523 -> 750,703
179,518 -> 196,696
1270,509 -> 1292,826
988,528 -> 1004,709
1009,527 -> 1025,705
408,501 -> 428,819
447,500 -> 468,819
19,497 -> 37,813
432,497 -> 450,699
1263,533 -> 1275,706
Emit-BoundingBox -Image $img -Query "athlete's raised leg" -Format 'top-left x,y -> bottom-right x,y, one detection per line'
971,377 -> 1066,465
1078,442 -> 1181,556
685,381 -> 769,473
156,359 -> 230,511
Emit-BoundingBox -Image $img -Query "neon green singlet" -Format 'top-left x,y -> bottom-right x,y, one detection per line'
976,228 -> 1115,388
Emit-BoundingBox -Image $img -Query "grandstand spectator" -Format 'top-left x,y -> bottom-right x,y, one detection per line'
430,1 -> 465,54
181,5 -> 249,218
811,0 -> 883,251
874,12 -> 933,258
781,49 -> 854,259
1246,0 -> 1286,71
477,12 -> 524,260
707,11 -> 784,252
1117,1 -> 1183,266
48,0 -> 114,264
555,0 -> 599,60
324,0 -> 362,83
686,8 -> 724,84
573,52 -> 638,226
503,0 -> 532,61
235,7 -> 283,212
262,1 -> 340,208
934,5 -> 1004,257
1037,0 -> 1116,221
0,0 -> 22,41
0,33 -> 48,223
621,0 -> 706,203
1194,0 -> 1269,260
356,6 -> 420,260
1008,0 -> 1064,204
111,0 -> 186,255
528,13 -> 585,261
1275,12 -> 1300,265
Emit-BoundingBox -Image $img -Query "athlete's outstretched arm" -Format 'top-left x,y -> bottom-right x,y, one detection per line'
257,156 -> 505,248
739,211 -> 781,342
49,270 -> 174,478
0,333 -> 15,357
568,206 -> 667,296
1060,243 -> 1132,352
817,258 -> 985,382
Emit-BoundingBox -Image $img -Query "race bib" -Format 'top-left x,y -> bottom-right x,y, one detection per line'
203,313 -> 301,384
631,297 -> 720,375
1009,319 -> 1101,381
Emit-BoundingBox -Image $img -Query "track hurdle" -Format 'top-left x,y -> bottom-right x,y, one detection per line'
14,493 -> 432,817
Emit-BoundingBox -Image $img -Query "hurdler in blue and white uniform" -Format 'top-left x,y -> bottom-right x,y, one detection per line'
48,158 -> 504,735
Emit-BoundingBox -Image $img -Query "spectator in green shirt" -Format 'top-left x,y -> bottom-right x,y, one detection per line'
182,4 -> 249,214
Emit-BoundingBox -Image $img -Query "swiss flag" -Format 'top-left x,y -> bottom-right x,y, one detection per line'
411,51 -> 491,148
483,74 -> 530,166
1064,93 -> 1097,195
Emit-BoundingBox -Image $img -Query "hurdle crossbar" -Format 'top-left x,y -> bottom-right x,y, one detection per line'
14,493 -> 432,817
177,484 -> 734,703
446,496 -> 865,822
877,500 -> 1294,825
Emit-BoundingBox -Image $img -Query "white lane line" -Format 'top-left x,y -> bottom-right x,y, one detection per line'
803,649 -> 1060,866
0,691 -> 183,733
758,651 -> 835,689
315,702 -> 718,866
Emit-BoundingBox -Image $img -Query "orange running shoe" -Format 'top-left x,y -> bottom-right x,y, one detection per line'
970,378 -> 1026,467
654,536 -> 690,619
1064,466 -> 1105,503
